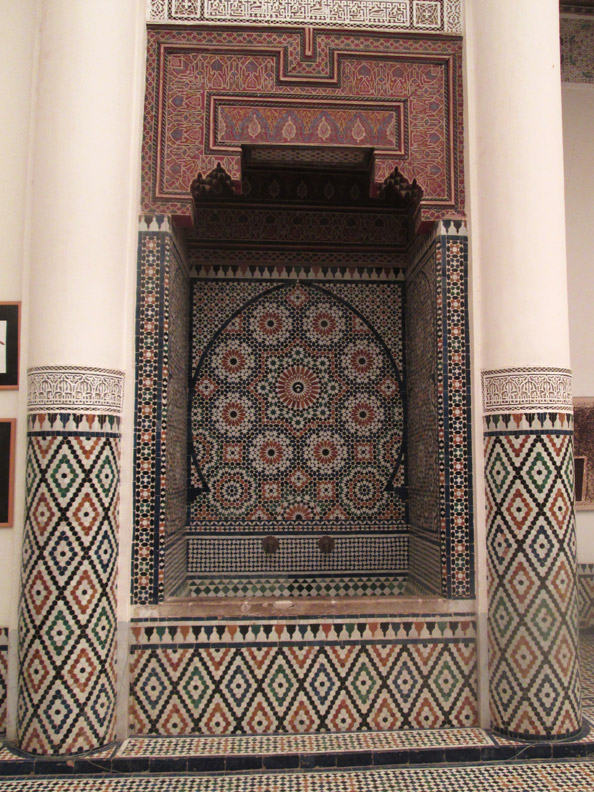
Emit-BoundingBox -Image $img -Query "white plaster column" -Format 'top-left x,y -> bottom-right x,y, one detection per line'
16,0 -> 144,755
466,0 -> 581,738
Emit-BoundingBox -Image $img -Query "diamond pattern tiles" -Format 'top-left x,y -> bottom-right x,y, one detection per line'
17,415 -> 121,754
129,615 -> 477,736
578,564 -> 594,629
484,412 -> 581,739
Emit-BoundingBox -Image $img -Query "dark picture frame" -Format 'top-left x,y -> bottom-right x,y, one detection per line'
0,419 -> 16,528
0,302 -> 21,389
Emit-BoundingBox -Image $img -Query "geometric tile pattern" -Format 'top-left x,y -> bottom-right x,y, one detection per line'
184,574 -> 408,598
129,616 -> 477,735
146,0 -> 463,34
8,761 -> 594,790
133,218 -> 187,604
579,631 -> 594,710
578,564 -> 594,629
17,410 -> 121,755
189,279 -> 406,576
141,27 -> 464,221
406,227 -> 440,594
436,223 -> 473,597
187,534 -> 408,575
484,411 -> 582,739
561,17 -> 594,83
189,280 -> 405,533
132,214 -> 474,600
0,629 -> 7,736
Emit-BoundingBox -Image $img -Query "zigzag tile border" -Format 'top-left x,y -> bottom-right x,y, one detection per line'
17,398 -> 122,754
129,615 -> 477,735
183,574 -> 408,598
484,410 -> 582,739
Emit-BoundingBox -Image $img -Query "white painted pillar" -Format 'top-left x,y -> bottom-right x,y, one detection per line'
467,0 -> 581,738
16,0 -> 143,755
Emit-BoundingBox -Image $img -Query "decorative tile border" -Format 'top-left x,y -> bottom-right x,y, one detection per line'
190,262 -> 405,282
561,17 -> 594,83
484,410 -> 581,739
184,574 -> 408,598
481,368 -> 573,415
133,225 -> 188,604
129,615 -> 477,735
27,367 -> 124,415
436,222 -> 473,598
146,0 -> 463,33
187,535 -> 408,574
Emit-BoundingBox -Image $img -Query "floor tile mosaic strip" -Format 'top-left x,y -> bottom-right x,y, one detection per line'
485,411 -> 581,739
6,760 -> 594,789
118,727 -> 493,758
129,615 -> 477,736
184,575 -> 408,599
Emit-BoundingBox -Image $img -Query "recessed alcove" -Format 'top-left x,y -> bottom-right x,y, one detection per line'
156,145 -> 459,603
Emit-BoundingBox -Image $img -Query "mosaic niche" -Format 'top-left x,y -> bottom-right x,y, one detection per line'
189,281 -> 404,530
132,218 -> 473,602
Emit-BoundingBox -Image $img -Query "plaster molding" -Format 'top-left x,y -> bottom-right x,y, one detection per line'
146,0 -> 463,33
28,366 -> 125,416
481,367 -> 573,415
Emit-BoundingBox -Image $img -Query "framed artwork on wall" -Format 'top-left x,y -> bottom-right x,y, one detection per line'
574,397 -> 594,510
0,302 -> 21,389
0,419 -> 16,528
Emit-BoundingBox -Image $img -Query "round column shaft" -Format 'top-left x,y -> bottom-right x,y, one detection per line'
16,0 -> 140,755
467,0 -> 581,738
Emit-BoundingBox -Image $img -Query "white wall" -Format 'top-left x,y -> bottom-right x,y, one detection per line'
563,81 -> 594,562
0,1 -> 38,628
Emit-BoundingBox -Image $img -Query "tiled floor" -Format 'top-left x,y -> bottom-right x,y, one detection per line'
1,761 -> 594,790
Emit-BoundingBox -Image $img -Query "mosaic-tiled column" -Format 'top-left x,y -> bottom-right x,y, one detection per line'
17,367 -> 124,755
483,368 -> 581,739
